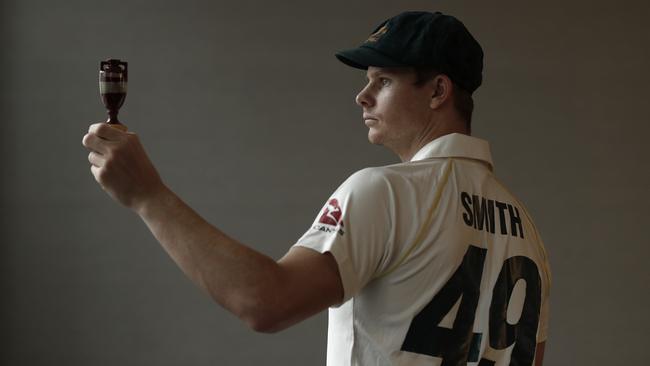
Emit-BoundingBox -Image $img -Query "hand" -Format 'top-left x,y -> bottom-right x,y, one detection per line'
82,123 -> 165,212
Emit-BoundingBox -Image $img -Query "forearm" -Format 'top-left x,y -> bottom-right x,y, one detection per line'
134,185 -> 284,329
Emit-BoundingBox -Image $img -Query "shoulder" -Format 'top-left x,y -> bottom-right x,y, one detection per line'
325,167 -> 399,209
344,160 -> 448,190
341,166 -> 398,194
346,166 -> 388,184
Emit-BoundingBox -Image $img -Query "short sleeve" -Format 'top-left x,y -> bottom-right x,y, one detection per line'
293,168 -> 393,304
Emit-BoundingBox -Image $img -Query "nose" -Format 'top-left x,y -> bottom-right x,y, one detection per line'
355,84 -> 374,108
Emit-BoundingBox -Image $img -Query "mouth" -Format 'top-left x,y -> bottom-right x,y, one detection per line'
363,114 -> 378,124
364,118 -> 378,126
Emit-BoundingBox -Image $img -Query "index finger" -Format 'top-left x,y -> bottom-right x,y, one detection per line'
88,122 -> 126,141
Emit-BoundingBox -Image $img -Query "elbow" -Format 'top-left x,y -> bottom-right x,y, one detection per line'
204,287 -> 285,333
228,292 -> 290,334
246,318 -> 281,334
203,264 -> 293,333
242,310 -> 287,334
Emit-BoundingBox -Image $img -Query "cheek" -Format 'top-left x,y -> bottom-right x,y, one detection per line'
377,92 -> 417,125
395,90 -> 431,122
375,92 -> 400,118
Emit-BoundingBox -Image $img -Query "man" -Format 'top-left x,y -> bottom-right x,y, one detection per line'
82,11 -> 550,366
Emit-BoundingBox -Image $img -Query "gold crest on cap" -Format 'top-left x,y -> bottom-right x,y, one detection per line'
366,24 -> 388,43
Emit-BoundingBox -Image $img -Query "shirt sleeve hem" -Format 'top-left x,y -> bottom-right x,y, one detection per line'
293,242 -> 358,307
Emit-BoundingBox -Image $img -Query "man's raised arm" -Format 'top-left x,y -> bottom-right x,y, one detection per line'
82,123 -> 343,333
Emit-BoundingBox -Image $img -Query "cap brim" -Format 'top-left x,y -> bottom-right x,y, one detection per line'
335,46 -> 406,69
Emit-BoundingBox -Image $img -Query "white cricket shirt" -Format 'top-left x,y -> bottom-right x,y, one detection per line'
294,133 -> 551,366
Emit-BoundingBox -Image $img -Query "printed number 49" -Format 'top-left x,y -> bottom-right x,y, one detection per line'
401,245 -> 542,366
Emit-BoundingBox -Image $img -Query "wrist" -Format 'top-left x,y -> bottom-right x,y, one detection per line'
132,183 -> 175,218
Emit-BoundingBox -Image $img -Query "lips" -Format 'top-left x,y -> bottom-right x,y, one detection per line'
363,114 -> 378,121
363,115 -> 378,126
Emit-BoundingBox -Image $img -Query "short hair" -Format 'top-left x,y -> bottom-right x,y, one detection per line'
413,67 -> 474,131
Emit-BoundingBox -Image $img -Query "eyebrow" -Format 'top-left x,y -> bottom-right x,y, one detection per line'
365,71 -> 392,82
366,67 -> 409,79
366,69 -> 387,79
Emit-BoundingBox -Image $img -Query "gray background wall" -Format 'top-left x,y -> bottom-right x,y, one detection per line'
2,0 -> 649,364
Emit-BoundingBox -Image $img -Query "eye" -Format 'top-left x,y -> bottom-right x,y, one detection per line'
380,78 -> 391,87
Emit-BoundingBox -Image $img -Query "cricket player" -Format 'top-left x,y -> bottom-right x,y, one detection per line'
82,11 -> 550,366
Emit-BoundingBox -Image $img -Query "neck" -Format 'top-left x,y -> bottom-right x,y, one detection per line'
395,117 -> 469,162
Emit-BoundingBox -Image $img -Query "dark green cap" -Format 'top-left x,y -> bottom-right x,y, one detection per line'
336,11 -> 484,94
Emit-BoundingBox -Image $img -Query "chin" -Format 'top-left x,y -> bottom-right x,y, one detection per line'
367,129 -> 384,145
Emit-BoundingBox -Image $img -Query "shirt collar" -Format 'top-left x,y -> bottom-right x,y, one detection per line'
410,133 -> 494,171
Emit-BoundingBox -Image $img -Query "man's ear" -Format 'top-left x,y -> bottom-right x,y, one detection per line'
430,74 -> 453,109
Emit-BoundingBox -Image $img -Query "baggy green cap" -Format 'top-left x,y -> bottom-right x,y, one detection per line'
336,11 -> 484,94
